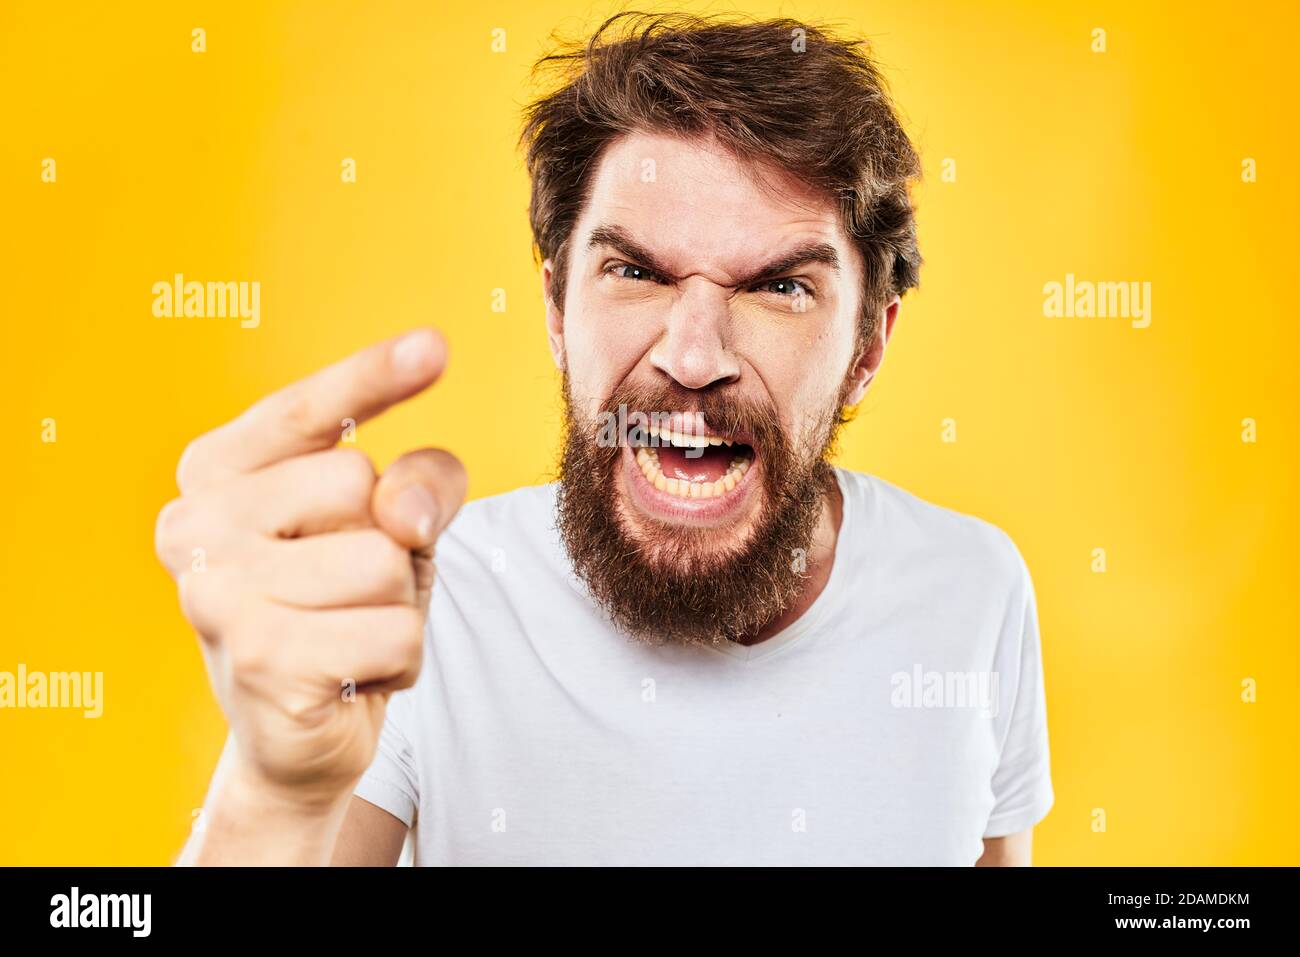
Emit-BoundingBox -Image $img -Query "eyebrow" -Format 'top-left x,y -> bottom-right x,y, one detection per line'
586,223 -> 840,288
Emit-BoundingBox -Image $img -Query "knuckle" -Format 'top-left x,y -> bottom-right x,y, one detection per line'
154,497 -> 191,556
177,568 -> 223,635
175,436 -> 210,493
328,447 -> 377,502
157,494 -> 231,579
278,385 -> 318,440
364,532 -> 414,595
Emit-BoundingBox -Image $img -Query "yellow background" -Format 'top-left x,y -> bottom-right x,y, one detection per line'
1,0 -> 1295,865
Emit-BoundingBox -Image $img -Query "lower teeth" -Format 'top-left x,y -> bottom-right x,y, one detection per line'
633,447 -> 750,499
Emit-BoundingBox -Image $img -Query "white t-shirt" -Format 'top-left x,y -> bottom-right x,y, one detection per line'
355,468 -> 1054,865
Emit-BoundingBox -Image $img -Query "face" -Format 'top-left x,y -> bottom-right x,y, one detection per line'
545,131 -> 895,644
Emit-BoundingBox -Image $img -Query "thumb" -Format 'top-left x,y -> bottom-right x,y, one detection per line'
371,448 -> 467,611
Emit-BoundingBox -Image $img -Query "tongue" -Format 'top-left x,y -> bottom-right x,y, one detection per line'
658,444 -> 734,483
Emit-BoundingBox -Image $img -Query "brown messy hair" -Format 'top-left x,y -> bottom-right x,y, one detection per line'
519,11 -> 922,349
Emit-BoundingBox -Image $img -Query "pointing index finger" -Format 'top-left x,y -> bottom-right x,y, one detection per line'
178,328 -> 447,492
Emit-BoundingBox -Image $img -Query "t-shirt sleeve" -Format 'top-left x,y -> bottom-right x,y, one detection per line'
353,689 -> 419,828
983,554 -> 1055,838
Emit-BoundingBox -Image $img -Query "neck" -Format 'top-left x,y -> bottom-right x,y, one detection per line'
732,473 -> 844,647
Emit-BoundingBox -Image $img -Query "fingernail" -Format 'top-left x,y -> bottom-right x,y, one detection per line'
391,330 -> 433,377
394,484 -> 439,545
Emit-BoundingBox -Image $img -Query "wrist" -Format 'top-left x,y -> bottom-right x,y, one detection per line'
193,761 -> 355,866
226,758 -> 356,817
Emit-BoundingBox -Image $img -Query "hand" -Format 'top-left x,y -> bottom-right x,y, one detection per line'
155,329 -> 466,812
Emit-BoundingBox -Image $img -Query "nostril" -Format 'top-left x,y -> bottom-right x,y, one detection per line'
650,341 -> 740,391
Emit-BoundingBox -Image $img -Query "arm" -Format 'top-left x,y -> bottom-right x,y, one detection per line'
975,828 -> 1033,866
176,740 -> 407,866
157,330 -> 464,866
332,797 -> 409,866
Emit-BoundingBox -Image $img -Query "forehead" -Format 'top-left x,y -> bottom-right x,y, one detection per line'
576,131 -> 854,279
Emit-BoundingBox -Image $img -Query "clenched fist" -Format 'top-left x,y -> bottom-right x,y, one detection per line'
155,329 -> 465,851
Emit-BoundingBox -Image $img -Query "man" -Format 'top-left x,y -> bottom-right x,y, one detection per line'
158,13 -> 1053,866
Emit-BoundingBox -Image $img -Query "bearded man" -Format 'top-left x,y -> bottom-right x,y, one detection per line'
158,12 -> 1053,866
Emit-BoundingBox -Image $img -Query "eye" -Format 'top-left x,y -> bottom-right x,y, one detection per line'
608,263 -> 664,284
754,277 -> 812,298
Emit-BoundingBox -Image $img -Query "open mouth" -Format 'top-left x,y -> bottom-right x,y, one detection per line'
630,423 -> 757,499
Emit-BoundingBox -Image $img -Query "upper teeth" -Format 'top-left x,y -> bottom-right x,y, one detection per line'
646,425 -> 734,449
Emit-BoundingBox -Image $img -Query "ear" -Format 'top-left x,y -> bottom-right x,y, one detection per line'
843,296 -> 901,406
542,258 -> 565,371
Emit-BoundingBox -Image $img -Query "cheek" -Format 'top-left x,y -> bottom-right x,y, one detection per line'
739,317 -> 855,442
561,290 -> 660,412
736,310 -> 851,391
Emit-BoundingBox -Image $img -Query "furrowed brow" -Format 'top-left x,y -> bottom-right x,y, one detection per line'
587,224 -> 675,278
587,224 -> 840,288
736,243 -> 840,288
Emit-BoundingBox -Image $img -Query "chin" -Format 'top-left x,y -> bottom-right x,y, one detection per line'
612,470 -> 766,574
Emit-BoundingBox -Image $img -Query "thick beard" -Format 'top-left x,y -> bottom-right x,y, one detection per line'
555,376 -> 845,647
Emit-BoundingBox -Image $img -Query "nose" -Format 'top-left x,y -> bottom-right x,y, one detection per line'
648,278 -> 741,390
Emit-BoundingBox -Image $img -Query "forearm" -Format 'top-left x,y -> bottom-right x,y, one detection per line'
178,749 -> 353,867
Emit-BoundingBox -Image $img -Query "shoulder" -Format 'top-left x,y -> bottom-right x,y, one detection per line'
442,482 -> 557,540
836,468 -> 1032,593
434,481 -> 562,575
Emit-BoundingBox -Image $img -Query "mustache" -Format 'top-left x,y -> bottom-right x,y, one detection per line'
587,381 -> 788,455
